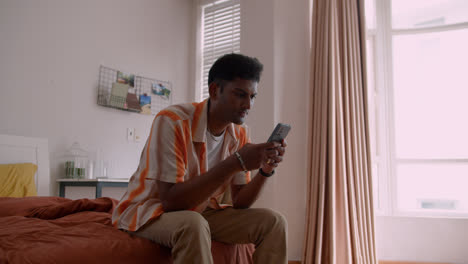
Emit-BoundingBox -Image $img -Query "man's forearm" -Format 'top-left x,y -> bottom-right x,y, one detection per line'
161,155 -> 242,211
232,171 -> 268,209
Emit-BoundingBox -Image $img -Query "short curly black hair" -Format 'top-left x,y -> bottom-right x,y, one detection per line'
208,53 -> 263,85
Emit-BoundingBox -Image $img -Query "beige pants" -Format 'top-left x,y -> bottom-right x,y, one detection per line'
130,207 -> 287,264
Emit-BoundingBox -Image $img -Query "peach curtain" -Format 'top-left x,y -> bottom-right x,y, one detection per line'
302,0 -> 377,263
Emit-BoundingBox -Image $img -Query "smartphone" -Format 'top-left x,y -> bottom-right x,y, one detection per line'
267,123 -> 291,143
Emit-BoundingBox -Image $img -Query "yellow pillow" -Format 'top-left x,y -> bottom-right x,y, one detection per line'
0,163 -> 38,197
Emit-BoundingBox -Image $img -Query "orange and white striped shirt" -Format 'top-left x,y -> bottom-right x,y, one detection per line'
112,99 -> 251,231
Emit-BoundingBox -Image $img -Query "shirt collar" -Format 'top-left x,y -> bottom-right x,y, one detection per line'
192,99 -> 238,143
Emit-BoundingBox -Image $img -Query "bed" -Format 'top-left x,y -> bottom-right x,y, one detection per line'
0,134 -> 254,264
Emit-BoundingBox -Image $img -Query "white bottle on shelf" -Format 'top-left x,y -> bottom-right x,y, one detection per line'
87,161 -> 94,179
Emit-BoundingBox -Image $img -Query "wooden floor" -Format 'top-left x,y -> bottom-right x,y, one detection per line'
289,261 -> 451,264
379,261 -> 451,264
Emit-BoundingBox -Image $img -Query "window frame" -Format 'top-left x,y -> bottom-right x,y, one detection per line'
369,0 -> 468,218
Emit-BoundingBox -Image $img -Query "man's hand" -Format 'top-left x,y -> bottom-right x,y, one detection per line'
236,141 -> 281,171
235,139 -> 287,173
231,139 -> 287,209
261,139 -> 287,174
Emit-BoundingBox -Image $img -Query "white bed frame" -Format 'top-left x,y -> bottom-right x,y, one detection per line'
0,134 -> 50,196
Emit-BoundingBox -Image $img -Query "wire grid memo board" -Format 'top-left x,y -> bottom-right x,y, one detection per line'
97,65 -> 172,115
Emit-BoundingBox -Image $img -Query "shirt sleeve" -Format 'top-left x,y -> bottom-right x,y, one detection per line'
145,115 -> 187,183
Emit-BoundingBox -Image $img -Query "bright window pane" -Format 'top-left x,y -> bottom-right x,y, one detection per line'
364,0 -> 376,29
372,163 -> 381,210
392,0 -> 468,29
397,163 -> 468,212
366,38 -> 378,158
392,28 -> 468,159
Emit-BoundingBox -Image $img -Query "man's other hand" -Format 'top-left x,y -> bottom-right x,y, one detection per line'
261,139 -> 287,173
236,140 -> 287,172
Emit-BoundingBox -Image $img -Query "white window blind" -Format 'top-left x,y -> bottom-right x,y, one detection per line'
201,0 -> 240,100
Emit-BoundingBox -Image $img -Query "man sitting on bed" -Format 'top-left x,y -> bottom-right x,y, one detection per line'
112,53 -> 288,264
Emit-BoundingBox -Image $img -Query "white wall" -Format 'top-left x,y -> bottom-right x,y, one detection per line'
0,0 -> 192,197
241,0 -> 310,261
376,216 -> 468,264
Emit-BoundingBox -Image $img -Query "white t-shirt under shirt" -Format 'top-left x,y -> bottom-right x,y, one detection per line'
206,129 -> 225,170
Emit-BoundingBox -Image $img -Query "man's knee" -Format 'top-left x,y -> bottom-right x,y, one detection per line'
175,211 -> 210,237
255,208 -> 287,231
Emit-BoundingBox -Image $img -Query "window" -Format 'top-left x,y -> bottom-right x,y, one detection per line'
197,0 -> 240,101
366,0 -> 468,217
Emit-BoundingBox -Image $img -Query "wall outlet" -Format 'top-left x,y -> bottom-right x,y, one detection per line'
127,128 -> 135,142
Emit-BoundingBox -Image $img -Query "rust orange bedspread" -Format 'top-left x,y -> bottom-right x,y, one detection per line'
0,197 -> 254,264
